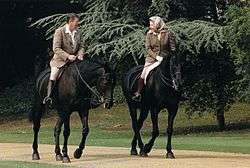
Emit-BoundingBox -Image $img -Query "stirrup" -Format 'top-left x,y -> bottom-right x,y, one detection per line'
132,93 -> 141,102
43,96 -> 53,105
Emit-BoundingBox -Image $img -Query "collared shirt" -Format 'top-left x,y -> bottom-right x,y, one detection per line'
65,24 -> 77,45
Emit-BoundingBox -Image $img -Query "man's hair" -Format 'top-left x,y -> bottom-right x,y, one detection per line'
66,13 -> 80,23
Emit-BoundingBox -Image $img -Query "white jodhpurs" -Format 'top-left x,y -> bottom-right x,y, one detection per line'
49,67 -> 60,81
141,61 -> 162,84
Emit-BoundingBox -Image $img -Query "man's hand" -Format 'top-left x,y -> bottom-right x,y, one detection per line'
77,54 -> 85,61
68,55 -> 77,62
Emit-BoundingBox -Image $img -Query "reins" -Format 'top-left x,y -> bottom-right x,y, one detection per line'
73,63 -> 103,102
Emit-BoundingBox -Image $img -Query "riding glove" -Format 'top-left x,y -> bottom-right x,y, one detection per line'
156,55 -> 163,62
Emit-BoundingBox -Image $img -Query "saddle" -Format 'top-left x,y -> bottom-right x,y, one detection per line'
129,66 -> 177,95
36,63 -> 103,107
36,65 -> 68,97
129,66 -> 157,92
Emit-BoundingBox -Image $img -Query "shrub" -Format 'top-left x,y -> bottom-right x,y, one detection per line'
0,79 -> 34,119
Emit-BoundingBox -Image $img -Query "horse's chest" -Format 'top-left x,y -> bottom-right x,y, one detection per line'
143,79 -> 166,105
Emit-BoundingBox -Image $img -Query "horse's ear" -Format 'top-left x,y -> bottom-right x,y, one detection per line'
109,61 -> 117,71
103,61 -> 111,71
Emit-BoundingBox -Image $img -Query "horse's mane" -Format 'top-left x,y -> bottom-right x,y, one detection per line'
76,56 -> 107,72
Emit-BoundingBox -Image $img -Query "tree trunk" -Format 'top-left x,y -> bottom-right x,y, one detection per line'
216,108 -> 225,131
211,0 -> 219,22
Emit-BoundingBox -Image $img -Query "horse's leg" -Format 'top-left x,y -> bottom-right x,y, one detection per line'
129,104 -> 148,156
166,105 -> 178,159
137,107 -> 149,157
31,100 -> 44,160
143,107 -> 160,154
74,109 -> 89,159
32,117 -> 42,160
128,104 -> 139,156
54,117 -> 63,161
61,114 -> 71,163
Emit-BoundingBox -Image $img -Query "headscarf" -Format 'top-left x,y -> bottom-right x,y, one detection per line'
149,16 -> 167,32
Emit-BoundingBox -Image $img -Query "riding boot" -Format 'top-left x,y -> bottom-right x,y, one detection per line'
43,80 -> 55,105
132,78 -> 144,102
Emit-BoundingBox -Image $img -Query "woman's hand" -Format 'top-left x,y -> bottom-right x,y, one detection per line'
77,54 -> 84,61
156,55 -> 163,62
68,55 -> 77,62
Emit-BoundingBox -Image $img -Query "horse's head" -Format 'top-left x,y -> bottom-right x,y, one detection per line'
96,62 -> 116,109
77,56 -> 116,109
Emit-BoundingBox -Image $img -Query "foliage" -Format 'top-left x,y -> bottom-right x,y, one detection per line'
148,0 -> 170,19
224,5 -> 250,102
169,20 -> 225,54
168,0 -> 220,21
0,79 -> 34,118
113,86 -> 126,103
31,15 -> 226,65
182,49 -> 236,115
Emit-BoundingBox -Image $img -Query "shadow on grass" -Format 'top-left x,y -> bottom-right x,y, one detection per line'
164,121 -> 250,135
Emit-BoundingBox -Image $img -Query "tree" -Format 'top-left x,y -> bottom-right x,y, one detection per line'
224,5 -> 250,102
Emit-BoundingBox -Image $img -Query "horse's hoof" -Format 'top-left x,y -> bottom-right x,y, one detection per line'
62,156 -> 71,163
32,153 -> 40,160
130,149 -> 138,156
139,150 -> 148,157
55,154 -> 63,161
166,152 -> 175,159
74,148 -> 83,159
143,144 -> 152,154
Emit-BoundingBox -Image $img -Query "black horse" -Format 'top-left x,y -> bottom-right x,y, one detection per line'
122,56 -> 182,158
29,57 -> 116,163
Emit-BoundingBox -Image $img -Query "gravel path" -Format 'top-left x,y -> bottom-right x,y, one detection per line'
0,143 -> 249,168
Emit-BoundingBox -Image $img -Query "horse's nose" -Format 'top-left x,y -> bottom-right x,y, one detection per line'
103,103 -> 109,109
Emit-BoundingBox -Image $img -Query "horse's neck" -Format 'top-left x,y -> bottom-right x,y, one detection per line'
78,64 -> 103,86
158,59 -> 171,79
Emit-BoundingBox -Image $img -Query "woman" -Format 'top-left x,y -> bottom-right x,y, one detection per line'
132,16 -> 176,101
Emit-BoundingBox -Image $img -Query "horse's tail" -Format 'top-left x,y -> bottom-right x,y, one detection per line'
29,79 -> 46,123
29,91 -> 40,122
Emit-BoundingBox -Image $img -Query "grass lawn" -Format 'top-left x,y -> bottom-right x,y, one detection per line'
0,160 -> 69,168
0,103 -> 249,154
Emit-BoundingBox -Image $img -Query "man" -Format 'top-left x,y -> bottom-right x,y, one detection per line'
43,13 -> 85,105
